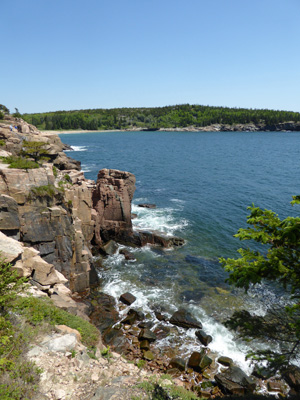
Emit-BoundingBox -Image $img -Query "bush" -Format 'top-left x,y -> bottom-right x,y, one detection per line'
0,156 -> 39,170
0,257 -> 40,399
14,296 -> 100,347
30,184 -> 57,198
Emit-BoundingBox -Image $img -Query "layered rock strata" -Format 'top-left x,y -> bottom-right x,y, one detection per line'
0,118 -> 93,293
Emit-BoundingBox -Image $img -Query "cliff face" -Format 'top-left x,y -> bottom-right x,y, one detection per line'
0,117 -> 94,293
92,168 -> 136,246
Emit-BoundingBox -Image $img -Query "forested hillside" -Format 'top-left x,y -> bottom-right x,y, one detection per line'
22,104 -> 300,131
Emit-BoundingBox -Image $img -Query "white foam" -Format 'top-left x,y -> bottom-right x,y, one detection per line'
132,204 -> 188,236
65,145 -> 88,152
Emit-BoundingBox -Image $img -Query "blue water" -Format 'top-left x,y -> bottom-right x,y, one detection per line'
60,130 -> 300,371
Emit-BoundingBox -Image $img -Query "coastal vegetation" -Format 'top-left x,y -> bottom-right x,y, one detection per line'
0,255 -> 100,399
22,104 -> 300,131
220,197 -> 300,373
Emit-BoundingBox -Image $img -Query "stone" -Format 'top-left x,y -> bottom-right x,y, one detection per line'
0,231 -> 23,262
45,334 -> 77,352
138,328 -> 157,342
282,365 -> 300,391
169,357 -> 186,371
119,292 -> 136,305
215,366 -> 256,395
143,350 -> 154,360
267,380 -> 284,392
195,329 -> 212,346
55,325 -> 82,342
139,340 -> 150,351
138,203 -> 156,209
54,389 -> 66,400
169,308 -> 202,329
187,350 -> 212,372
119,248 -> 136,260
100,240 -> 118,256
135,230 -> 185,248
217,356 -> 233,367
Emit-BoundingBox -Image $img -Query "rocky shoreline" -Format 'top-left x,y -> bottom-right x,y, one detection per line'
0,116 -> 299,398
41,120 -> 300,135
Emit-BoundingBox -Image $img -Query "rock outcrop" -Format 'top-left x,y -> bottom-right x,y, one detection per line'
0,118 -> 93,293
92,168 -> 136,245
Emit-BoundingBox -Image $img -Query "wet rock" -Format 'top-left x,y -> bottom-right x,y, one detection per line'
121,313 -> 137,325
102,327 -> 130,353
187,350 -> 212,372
169,357 -> 186,371
282,365 -> 300,391
100,240 -> 118,256
139,340 -> 150,351
215,366 -> 256,395
169,308 -> 202,329
119,248 -> 136,260
267,380 -> 285,392
138,328 -> 157,343
128,308 -> 144,320
138,320 -> 154,329
153,325 -> 170,340
217,356 -> 233,367
136,230 -> 185,248
119,292 -> 136,305
89,292 -> 119,333
195,330 -> 212,346
138,203 -> 156,209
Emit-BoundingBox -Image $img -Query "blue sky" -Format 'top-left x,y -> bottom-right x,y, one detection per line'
1,0 -> 300,113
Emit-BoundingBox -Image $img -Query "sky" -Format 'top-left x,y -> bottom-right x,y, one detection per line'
1,0 -> 300,114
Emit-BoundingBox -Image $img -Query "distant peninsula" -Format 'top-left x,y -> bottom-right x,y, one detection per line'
21,104 -> 300,132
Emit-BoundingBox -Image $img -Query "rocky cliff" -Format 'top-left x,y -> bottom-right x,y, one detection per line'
0,117 -> 94,296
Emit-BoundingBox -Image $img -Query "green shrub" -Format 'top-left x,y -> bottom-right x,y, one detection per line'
52,165 -> 58,178
14,296 -> 100,347
30,184 -> 57,198
0,111 -> 4,120
1,156 -> 39,169
21,141 -> 50,163
0,139 -> 5,147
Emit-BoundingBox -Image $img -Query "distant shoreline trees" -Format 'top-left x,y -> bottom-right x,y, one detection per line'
21,104 -> 300,131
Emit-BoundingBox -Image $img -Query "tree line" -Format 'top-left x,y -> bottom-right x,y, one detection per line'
21,104 -> 300,131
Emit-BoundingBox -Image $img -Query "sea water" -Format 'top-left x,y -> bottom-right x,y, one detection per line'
61,130 -> 300,372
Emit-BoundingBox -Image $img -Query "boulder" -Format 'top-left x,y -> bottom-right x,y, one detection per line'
119,248 -> 136,260
0,231 -> 23,262
169,309 -> 202,329
217,356 -> 233,367
282,365 -> 300,391
169,357 -> 186,371
215,366 -> 256,395
100,240 -> 118,256
138,328 -> 157,342
135,230 -> 185,248
119,292 -> 136,305
138,203 -> 156,209
44,334 -> 78,352
187,350 -> 212,372
195,330 -> 212,346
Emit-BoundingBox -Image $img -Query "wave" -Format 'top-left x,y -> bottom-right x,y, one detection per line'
65,145 -> 88,152
131,204 -> 188,236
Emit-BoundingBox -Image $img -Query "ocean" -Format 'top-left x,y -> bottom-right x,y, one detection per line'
60,130 -> 300,372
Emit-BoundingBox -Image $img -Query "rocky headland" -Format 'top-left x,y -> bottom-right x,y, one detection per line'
0,116 -> 299,399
